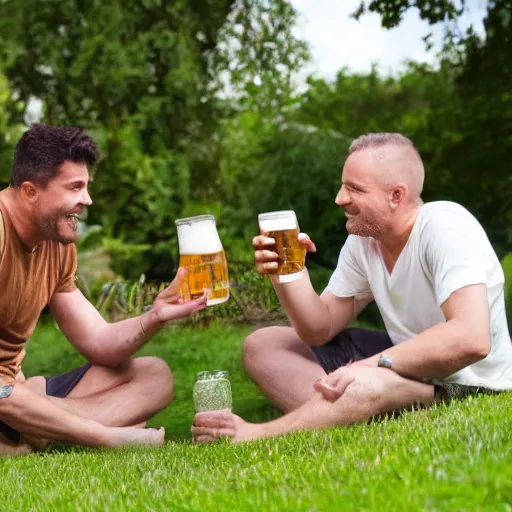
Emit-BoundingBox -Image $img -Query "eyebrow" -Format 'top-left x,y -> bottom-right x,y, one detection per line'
65,180 -> 88,187
343,180 -> 366,191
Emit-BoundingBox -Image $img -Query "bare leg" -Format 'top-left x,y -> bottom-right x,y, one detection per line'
48,356 -> 173,427
0,384 -> 165,449
192,365 -> 435,443
243,326 -> 326,412
0,356 -> 172,454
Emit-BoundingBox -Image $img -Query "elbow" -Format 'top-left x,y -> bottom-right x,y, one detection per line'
296,326 -> 330,347
85,348 -> 125,368
464,333 -> 491,364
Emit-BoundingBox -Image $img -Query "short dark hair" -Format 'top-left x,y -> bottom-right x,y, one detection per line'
10,123 -> 100,187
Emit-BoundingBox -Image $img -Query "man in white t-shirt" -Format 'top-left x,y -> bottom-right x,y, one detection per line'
191,133 -> 512,444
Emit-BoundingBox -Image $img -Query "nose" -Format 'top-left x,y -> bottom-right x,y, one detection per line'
335,185 -> 350,206
82,188 -> 93,206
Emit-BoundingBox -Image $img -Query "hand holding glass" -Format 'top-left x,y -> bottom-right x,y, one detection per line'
193,370 -> 232,412
257,210 -> 307,283
175,215 -> 230,306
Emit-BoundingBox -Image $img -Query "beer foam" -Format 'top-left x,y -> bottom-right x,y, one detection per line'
177,220 -> 223,255
258,211 -> 298,232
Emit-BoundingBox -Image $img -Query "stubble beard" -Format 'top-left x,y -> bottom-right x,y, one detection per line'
37,215 -> 75,245
346,214 -> 386,239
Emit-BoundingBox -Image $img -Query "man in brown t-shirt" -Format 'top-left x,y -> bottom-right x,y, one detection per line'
0,124 -> 208,455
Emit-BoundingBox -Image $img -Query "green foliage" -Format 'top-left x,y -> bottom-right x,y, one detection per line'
94,263 -> 285,326
348,2 -> 512,254
292,40 -> 512,258
352,0 -> 462,28
219,113 -> 351,267
0,0 -> 308,280
296,62 -> 452,137
210,0 -> 309,116
502,253 -> 512,329
75,224 -> 116,299
0,73 -> 24,186
0,0 -> 510,302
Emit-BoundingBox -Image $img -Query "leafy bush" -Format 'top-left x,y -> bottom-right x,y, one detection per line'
502,253 -> 512,331
94,262 -> 286,328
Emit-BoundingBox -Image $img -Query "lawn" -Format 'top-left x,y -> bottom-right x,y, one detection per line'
2,320 -> 512,511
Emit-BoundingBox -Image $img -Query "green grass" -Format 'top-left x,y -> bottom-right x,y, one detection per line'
3,320 -> 512,511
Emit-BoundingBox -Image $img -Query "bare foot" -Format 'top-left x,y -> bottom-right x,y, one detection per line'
108,426 -> 165,448
191,409 -> 261,444
20,434 -> 52,452
0,436 -> 33,457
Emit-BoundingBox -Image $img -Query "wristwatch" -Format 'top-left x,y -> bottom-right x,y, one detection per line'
0,384 -> 13,398
377,352 -> 393,369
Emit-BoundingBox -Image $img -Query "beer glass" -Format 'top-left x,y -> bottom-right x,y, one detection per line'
193,370 -> 232,412
175,214 -> 230,306
258,210 -> 306,283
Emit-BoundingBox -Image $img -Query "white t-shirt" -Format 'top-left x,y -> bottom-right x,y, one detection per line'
327,201 -> 512,389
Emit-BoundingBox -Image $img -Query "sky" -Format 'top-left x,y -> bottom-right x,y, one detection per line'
290,0 -> 488,80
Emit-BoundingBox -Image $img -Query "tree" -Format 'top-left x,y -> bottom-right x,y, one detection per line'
352,0 -> 462,28
0,72 -> 24,185
0,0 -> 308,279
350,0 -> 512,254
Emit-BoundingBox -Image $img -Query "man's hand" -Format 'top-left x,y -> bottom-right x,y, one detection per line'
253,232 -> 317,276
313,355 -> 379,402
151,267 -> 208,323
313,365 -> 356,402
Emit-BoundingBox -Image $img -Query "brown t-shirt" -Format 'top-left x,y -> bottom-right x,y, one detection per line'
0,192 -> 77,385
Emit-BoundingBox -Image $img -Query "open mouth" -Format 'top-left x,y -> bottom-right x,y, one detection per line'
66,214 -> 79,231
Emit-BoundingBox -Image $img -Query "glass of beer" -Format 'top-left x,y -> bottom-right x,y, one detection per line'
258,210 -> 306,283
175,214 -> 230,306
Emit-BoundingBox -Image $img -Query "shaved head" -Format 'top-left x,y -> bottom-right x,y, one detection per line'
348,133 -> 425,202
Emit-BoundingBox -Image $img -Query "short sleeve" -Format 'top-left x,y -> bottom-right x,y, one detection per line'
56,243 -> 78,293
0,211 -> 5,260
327,235 -> 372,300
421,208 -> 488,307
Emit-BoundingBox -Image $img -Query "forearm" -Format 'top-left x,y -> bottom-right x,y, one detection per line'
362,320 -> 490,380
89,309 -> 164,366
271,270 -> 333,345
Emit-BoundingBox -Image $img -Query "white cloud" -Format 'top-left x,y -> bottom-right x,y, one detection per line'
291,0 -> 487,79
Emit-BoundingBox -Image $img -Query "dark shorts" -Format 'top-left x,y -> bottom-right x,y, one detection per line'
311,328 -> 500,402
0,363 -> 92,444
311,327 -> 393,374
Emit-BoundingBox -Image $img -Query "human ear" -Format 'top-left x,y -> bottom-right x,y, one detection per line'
19,182 -> 38,204
389,184 -> 406,208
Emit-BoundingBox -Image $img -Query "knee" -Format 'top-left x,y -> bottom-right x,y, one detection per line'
340,366 -> 387,404
242,326 -> 279,371
134,357 -> 174,407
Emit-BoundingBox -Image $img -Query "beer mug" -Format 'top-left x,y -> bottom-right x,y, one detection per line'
258,210 -> 307,283
175,214 -> 230,306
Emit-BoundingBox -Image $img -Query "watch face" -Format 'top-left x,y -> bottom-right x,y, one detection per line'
378,354 -> 392,369
0,385 -> 13,398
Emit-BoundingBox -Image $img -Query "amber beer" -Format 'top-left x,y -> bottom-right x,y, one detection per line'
175,215 -> 229,306
258,211 -> 306,283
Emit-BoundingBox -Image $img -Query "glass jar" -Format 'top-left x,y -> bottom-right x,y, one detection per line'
193,370 -> 232,412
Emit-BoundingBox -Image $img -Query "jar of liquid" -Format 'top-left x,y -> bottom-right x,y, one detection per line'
193,370 -> 232,412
